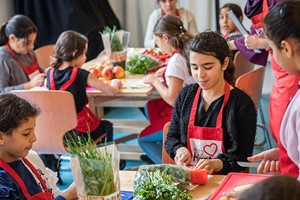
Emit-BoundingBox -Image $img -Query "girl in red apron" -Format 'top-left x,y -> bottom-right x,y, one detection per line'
0,15 -> 46,93
248,1 -> 300,179
165,32 -> 257,174
242,0 -> 300,178
46,30 -> 121,145
0,93 -> 76,199
138,15 -> 195,164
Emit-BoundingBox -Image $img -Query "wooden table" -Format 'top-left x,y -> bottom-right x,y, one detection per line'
83,56 -> 160,160
119,171 -> 225,200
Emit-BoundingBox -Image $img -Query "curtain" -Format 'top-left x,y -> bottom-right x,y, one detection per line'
14,0 -> 121,61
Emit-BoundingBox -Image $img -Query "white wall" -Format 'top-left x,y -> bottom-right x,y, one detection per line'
109,0 -> 250,47
0,0 -> 14,24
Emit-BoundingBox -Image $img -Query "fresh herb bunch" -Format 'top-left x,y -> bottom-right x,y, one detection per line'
101,26 -> 123,52
133,170 -> 191,200
65,133 -> 116,196
126,54 -> 159,74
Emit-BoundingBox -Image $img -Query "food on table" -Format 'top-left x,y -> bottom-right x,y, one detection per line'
141,48 -> 170,67
133,164 -> 208,199
126,54 -> 159,74
233,183 -> 254,192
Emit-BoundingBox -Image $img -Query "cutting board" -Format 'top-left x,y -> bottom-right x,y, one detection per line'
209,173 -> 272,200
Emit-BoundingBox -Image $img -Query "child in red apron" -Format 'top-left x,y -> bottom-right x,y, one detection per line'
138,15 -> 195,164
0,93 -> 77,200
46,30 -> 122,146
248,1 -> 300,180
0,15 -> 46,93
165,32 -> 257,174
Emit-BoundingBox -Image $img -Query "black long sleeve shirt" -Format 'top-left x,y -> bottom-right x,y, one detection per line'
165,84 -> 257,174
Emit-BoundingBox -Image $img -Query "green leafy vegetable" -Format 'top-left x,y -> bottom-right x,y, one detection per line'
133,165 -> 191,200
101,26 -> 123,52
126,54 -> 159,74
65,133 -> 116,196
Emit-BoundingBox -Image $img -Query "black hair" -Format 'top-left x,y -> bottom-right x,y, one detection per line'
153,14 -> 193,55
238,175 -> 300,200
0,93 -> 39,135
186,31 -> 235,85
0,15 -> 37,46
51,30 -> 88,69
220,3 -> 243,19
264,1 -> 300,50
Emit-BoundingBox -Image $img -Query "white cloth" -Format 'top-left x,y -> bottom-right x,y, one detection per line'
165,53 -> 195,86
144,8 -> 199,48
280,86 -> 300,181
25,150 -> 64,197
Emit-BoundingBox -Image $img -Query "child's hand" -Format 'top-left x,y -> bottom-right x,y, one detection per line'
174,147 -> 191,166
110,79 -> 122,89
194,159 -> 223,174
144,74 -> 159,85
26,73 -> 46,89
155,67 -> 166,77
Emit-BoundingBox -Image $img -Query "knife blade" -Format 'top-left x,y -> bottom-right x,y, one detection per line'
237,161 -> 260,168
227,10 -> 261,54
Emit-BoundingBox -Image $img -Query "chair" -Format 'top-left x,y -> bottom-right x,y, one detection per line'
34,44 -> 55,69
233,51 -> 255,80
235,66 -> 272,149
162,122 -> 175,164
11,90 -> 77,154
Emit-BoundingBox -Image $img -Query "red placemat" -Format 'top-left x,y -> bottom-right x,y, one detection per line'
209,173 -> 272,200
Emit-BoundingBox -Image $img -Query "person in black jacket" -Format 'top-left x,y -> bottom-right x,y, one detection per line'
165,31 -> 257,174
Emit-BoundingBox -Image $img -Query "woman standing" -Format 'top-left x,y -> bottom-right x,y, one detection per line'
144,0 -> 198,48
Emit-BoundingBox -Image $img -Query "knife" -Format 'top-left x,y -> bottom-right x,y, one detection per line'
227,10 -> 262,54
237,161 -> 260,168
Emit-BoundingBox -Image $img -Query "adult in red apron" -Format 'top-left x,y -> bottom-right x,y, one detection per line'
6,45 -> 41,80
187,82 -> 229,166
49,67 -> 100,133
249,0 -> 300,177
0,158 -> 53,200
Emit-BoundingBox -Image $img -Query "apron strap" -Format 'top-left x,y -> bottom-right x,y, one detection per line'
49,67 -> 79,91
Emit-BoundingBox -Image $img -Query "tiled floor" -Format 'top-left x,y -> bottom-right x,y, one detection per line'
57,62 -> 277,190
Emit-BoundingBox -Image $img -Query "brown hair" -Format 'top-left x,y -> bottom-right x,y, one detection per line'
51,30 -> 88,69
153,14 -> 192,55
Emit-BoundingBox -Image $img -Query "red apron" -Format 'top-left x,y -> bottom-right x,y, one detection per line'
140,50 -> 179,137
0,158 -> 53,200
250,0 -> 269,38
187,82 -> 230,166
49,67 -> 100,133
6,45 -> 40,80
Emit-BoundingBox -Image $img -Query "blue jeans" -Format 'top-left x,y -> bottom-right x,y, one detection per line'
138,130 -> 163,164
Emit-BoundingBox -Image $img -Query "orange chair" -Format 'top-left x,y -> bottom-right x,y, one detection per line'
11,90 -> 77,154
162,122 -> 176,164
235,66 -> 272,149
34,44 -> 55,69
233,51 -> 255,80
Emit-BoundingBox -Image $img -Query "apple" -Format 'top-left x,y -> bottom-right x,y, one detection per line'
95,63 -> 105,78
102,66 -> 114,80
112,66 -> 125,78
89,67 -> 101,78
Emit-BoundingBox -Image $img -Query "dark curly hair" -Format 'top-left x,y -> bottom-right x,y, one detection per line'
0,93 -> 39,135
186,31 -> 235,85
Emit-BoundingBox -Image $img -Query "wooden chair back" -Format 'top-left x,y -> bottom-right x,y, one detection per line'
162,122 -> 175,164
233,51 -> 255,80
235,66 -> 266,110
11,90 -> 77,154
34,44 -> 55,69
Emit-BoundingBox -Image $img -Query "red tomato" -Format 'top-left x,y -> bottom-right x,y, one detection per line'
190,169 -> 208,185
